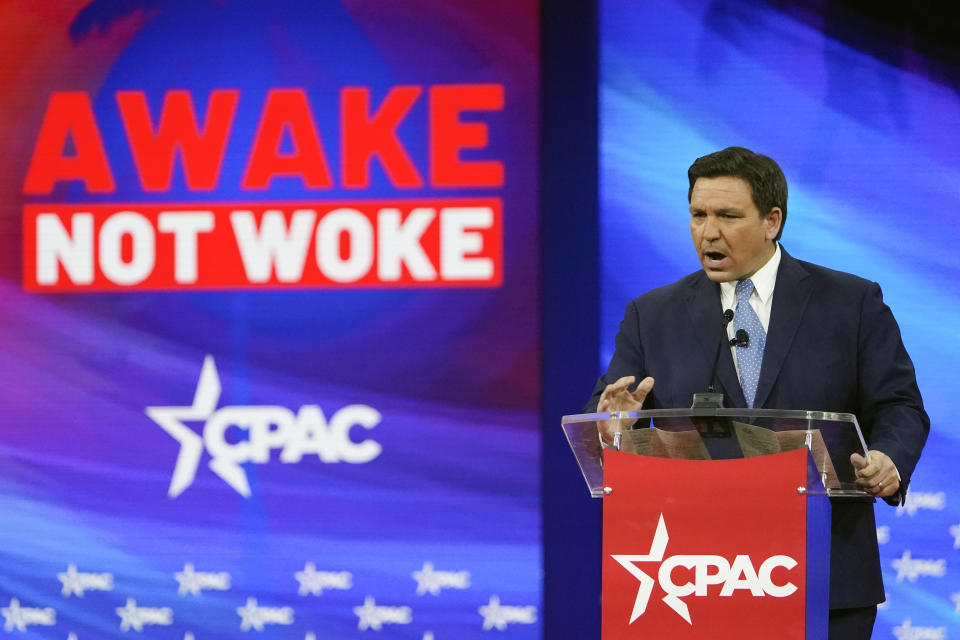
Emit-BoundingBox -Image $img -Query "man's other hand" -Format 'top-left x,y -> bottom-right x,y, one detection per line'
850,449 -> 900,499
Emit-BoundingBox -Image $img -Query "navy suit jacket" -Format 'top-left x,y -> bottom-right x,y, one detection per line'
586,248 -> 929,608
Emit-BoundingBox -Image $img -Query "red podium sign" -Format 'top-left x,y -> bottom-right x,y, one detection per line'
602,448 -> 828,639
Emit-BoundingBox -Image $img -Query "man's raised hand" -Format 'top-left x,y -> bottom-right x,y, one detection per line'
596,376 -> 654,445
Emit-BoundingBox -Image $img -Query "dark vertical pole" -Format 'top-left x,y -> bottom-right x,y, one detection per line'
540,1 -> 601,638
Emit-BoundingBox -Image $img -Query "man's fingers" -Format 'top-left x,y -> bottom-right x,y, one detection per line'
598,375 -> 651,420
860,461 -> 881,477
850,452 -> 881,477
631,376 -> 655,400
859,451 -> 892,478
600,377 -> 632,403
850,452 -> 868,470
852,450 -> 899,497
600,376 -> 640,405
879,478 -> 900,498
856,476 -> 899,498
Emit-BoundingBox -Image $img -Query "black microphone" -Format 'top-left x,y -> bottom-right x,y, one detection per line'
692,309 -> 734,408
730,329 -> 749,347
707,310 -> 734,392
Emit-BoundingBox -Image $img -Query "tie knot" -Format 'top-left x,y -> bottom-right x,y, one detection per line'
736,279 -> 755,304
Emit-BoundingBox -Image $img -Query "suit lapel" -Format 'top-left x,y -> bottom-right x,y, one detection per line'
754,249 -> 812,408
685,274 -> 746,407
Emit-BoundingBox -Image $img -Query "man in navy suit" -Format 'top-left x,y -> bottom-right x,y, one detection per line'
586,147 -> 928,639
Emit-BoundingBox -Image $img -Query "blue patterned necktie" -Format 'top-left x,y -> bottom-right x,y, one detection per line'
733,279 -> 767,408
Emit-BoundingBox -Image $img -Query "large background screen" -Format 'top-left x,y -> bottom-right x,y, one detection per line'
600,1 -> 958,636
1,1 -> 540,638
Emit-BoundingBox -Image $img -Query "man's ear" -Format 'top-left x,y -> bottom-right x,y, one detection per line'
764,207 -> 783,241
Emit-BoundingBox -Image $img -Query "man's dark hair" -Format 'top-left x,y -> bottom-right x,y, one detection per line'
687,146 -> 788,241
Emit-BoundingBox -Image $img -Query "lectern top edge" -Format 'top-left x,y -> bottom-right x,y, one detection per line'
562,408 -> 859,424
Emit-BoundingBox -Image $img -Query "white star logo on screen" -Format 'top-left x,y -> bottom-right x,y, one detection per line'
146,355 -> 226,497
236,597 -> 264,631
412,561 -> 470,595
1,598 -> 56,631
294,562 -> 352,596
477,595 -> 538,630
115,598 -> 173,631
353,596 -> 412,631
1,599 -> 26,632
57,564 -> 113,597
175,563 -> 203,596
236,597 -> 294,631
174,562 -> 231,596
354,597 -> 383,631
146,356 -> 382,497
58,565 -> 86,597
478,596 -> 510,631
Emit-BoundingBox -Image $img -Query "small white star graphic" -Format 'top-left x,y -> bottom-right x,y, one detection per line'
2,599 -> 25,632
175,563 -> 201,596
413,562 -> 440,596
1,598 -> 55,632
57,564 -> 112,597
295,562 -> 321,596
295,562 -> 342,596
354,596 -> 382,631
116,598 -> 143,632
236,597 -> 264,631
58,565 -> 84,597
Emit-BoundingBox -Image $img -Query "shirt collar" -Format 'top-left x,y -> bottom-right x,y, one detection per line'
719,243 -> 781,306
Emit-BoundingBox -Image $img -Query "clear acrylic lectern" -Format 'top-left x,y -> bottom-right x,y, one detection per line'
561,408 -> 871,498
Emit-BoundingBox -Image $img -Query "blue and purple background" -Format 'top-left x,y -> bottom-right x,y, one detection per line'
0,1 -> 539,638
600,1 -> 958,636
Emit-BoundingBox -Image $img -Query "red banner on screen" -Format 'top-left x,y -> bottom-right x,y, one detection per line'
23,199 -> 502,291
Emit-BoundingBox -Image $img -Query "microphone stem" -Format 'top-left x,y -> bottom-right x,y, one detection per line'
707,310 -> 734,392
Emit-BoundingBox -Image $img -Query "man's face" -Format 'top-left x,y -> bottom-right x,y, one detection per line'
689,176 -> 782,282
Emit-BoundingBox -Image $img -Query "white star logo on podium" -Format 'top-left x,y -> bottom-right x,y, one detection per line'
610,513 -> 691,624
